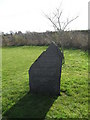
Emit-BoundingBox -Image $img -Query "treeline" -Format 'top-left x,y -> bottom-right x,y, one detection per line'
2,30 -> 88,49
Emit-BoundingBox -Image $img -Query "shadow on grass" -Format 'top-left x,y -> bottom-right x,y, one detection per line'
2,93 -> 58,119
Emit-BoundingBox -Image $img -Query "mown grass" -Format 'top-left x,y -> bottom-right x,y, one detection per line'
2,46 -> 88,119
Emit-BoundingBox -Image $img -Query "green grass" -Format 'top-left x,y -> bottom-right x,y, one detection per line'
2,46 -> 88,119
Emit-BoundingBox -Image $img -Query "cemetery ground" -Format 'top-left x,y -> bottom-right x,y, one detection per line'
2,46 -> 88,119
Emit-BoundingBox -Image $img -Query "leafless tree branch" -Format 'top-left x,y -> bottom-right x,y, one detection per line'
62,16 -> 79,30
44,14 -> 60,31
44,5 -> 79,61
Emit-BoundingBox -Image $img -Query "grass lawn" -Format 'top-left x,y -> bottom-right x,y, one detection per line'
2,46 -> 88,119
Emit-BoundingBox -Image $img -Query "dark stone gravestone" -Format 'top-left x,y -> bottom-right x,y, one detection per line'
29,42 -> 62,96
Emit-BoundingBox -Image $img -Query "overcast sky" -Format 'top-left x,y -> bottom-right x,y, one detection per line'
0,0 -> 89,33
88,1 -> 90,29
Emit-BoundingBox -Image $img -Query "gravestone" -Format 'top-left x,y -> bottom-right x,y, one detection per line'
29,42 -> 62,96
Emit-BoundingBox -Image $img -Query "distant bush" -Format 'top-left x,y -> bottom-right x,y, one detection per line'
2,30 -> 88,50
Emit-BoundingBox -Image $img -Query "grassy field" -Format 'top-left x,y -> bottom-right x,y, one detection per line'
2,46 -> 88,119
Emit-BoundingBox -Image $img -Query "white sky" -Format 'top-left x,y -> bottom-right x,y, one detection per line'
0,0 -> 89,33
89,1 -> 90,29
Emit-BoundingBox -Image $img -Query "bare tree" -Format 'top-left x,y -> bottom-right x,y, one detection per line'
44,6 -> 78,62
